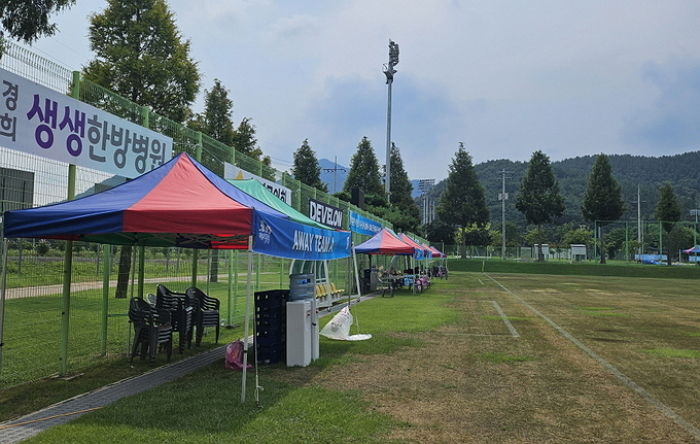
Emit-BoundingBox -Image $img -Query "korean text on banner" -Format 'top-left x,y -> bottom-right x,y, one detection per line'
252,212 -> 351,261
348,210 -> 382,236
0,67 -> 172,178
223,162 -> 292,205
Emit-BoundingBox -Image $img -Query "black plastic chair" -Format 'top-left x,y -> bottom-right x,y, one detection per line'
128,297 -> 173,364
156,284 -> 194,353
186,287 -> 220,346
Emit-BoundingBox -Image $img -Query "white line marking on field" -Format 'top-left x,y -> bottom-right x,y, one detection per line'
490,300 -> 520,338
485,273 -> 700,441
478,279 -> 484,285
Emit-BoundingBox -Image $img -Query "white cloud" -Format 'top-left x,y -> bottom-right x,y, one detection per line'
25,0 -> 700,180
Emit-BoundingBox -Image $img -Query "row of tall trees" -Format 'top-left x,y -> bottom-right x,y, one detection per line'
432,144 -> 684,265
291,136 -> 420,232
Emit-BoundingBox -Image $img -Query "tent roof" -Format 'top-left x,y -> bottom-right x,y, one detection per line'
398,233 -> 431,258
354,228 -> 414,255
684,245 -> 700,254
3,153 -> 295,248
429,246 -> 445,258
228,179 -> 329,230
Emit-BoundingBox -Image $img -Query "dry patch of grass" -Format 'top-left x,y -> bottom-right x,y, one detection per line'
308,273 -> 699,443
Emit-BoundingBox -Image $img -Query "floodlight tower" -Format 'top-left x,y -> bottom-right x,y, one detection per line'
418,179 -> 435,225
383,40 -> 399,200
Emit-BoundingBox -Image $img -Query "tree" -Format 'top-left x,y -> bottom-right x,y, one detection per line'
437,143 -> 489,258
455,223 -> 493,249
0,0 -> 75,53
194,79 -> 235,146
232,117 -> 266,161
83,0 -> 200,123
515,150 -> 565,261
562,227 -> 593,246
343,137 -> 385,202
655,183 -> 681,266
425,219 -> 455,244
388,143 -> 420,229
292,139 -> 327,192
581,154 -> 624,263
84,0 -> 200,298
389,144 -> 412,206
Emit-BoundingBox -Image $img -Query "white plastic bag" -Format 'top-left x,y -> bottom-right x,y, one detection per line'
320,306 -> 372,341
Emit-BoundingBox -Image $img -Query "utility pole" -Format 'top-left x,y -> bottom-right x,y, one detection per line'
383,40 -> 399,200
498,169 -> 510,259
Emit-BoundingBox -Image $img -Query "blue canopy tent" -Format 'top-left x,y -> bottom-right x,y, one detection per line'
1,152 -> 352,402
683,245 -> 700,263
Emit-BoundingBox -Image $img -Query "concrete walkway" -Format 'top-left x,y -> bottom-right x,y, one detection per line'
0,346 -> 225,443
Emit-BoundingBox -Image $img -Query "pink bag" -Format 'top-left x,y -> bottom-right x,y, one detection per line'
224,340 -> 252,370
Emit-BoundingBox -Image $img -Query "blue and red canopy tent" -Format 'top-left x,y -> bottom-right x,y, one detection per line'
0,152 -> 353,402
3,153 -> 350,259
398,233 -> 432,260
429,246 -> 446,258
353,228 -> 414,256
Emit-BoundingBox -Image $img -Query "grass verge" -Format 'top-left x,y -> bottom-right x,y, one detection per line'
448,258 -> 700,279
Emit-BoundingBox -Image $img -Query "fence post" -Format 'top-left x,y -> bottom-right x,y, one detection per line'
100,245 -> 111,355
59,71 -> 81,375
137,107 -> 150,298
0,240 -> 9,374
191,132 -> 203,288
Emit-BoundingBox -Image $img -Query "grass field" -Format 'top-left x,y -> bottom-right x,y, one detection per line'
11,271 -> 700,443
448,257 -> 700,279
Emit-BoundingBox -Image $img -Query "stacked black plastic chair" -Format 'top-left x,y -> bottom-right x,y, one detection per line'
254,289 -> 289,364
128,297 -> 173,363
185,287 -> 221,346
156,284 -> 194,353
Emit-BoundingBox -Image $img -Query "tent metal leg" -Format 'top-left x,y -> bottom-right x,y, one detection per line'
241,239 -> 254,403
0,239 -> 9,374
352,244 -> 362,305
227,250 -> 234,326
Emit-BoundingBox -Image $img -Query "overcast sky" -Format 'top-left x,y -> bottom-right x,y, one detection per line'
25,0 -> 700,181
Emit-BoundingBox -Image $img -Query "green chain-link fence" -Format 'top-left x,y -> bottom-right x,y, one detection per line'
0,40 -> 427,386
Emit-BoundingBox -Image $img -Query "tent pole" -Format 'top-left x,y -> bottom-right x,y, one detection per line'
100,245 -> 111,356
352,244 -> 362,305
233,250 -> 239,326
0,239 -> 9,374
241,237 -> 254,403
412,256 -> 416,294
137,245 -> 145,299
227,250 -> 233,326
255,254 -> 261,291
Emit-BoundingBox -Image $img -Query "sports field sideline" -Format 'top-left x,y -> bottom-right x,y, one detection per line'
8,270 -> 700,443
